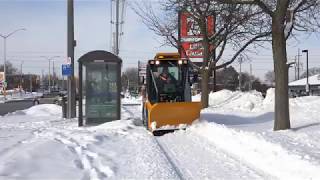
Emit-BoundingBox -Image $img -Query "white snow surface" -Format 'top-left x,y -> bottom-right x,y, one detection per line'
289,74 -> 320,86
0,90 -> 42,103
1,89 -> 320,179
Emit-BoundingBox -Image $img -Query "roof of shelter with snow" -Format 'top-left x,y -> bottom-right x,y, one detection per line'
289,74 -> 320,86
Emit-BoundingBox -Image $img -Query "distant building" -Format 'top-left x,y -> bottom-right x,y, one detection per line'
289,74 -> 320,97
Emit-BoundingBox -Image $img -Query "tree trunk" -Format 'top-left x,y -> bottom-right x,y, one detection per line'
200,20 -> 210,109
213,62 -> 217,92
201,69 -> 209,108
272,17 -> 291,131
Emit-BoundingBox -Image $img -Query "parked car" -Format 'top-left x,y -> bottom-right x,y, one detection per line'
53,93 -> 79,106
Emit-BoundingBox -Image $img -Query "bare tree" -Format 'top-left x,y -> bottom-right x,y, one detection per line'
121,67 -> 139,92
218,0 -> 320,130
264,70 -> 275,85
0,62 -> 19,75
131,0 -> 270,108
300,67 -> 320,78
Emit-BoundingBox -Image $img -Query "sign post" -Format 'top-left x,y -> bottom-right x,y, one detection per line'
138,61 -> 147,85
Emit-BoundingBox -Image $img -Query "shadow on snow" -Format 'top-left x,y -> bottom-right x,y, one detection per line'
200,112 -> 274,126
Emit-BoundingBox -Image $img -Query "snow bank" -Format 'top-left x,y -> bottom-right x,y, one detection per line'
191,122 -> 320,180
23,104 -> 62,117
263,88 -> 275,108
208,89 -> 234,106
208,90 -> 264,111
122,96 -> 142,105
192,93 -> 201,102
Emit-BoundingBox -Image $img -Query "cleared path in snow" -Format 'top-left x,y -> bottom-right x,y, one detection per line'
124,104 -> 267,179
156,131 -> 266,179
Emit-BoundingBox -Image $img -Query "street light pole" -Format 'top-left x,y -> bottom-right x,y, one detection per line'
0,28 -> 26,83
40,56 -> 60,93
302,49 -> 309,95
49,60 -> 51,92
3,38 -> 6,82
20,60 -> 24,89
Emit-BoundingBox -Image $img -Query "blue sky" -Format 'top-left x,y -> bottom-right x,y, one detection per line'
0,0 -> 319,81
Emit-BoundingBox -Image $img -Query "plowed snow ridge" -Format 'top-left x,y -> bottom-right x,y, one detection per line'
191,122 -> 320,180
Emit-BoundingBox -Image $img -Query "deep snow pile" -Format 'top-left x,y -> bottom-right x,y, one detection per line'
197,88 -> 320,179
23,104 -> 62,117
196,89 -> 265,112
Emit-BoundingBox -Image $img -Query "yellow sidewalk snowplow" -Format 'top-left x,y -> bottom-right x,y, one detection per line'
142,53 -> 201,133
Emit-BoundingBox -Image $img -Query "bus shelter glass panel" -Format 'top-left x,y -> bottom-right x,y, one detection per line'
84,62 -> 118,124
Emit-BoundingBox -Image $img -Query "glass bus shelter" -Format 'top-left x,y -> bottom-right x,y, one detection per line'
78,50 -> 122,126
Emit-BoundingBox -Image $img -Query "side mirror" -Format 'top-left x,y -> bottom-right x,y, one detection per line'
189,72 -> 198,85
139,76 -> 145,85
193,74 -> 198,83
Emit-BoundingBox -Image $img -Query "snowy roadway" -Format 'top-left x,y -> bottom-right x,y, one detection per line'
1,90 -> 320,179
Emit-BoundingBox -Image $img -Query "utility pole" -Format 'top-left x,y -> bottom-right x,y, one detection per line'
294,56 -> 297,80
48,60 -> 51,92
297,48 -> 301,79
41,69 -> 44,90
52,60 -> 55,90
115,0 -> 120,55
3,38 -> 6,81
302,49 -> 309,95
67,0 -> 76,118
238,57 -> 243,91
41,56 -> 59,93
20,61 -> 23,89
249,62 -> 252,91
29,74 -> 32,92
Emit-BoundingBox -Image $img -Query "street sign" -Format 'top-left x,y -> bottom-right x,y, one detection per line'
62,64 -> 72,76
138,61 -> 147,85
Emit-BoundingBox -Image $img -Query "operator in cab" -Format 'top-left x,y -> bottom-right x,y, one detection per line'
158,66 -> 176,85
156,66 -> 178,102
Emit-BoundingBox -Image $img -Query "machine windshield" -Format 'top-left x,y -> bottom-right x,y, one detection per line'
152,61 -> 183,95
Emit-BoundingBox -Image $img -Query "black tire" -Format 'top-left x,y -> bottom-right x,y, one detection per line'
142,105 -> 146,125
145,108 -> 149,130
33,99 -> 40,105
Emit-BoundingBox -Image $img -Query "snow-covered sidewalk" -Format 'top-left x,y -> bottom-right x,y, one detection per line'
0,104 -> 179,179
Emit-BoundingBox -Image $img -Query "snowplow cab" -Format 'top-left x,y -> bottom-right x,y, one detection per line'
142,53 -> 201,133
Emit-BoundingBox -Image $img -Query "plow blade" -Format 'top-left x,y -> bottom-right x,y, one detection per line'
146,102 -> 201,131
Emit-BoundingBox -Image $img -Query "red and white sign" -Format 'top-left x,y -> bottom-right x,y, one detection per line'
138,61 -> 147,77
181,42 -> 204,58
179,12 -> 215,59
0,72 -> 4,82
